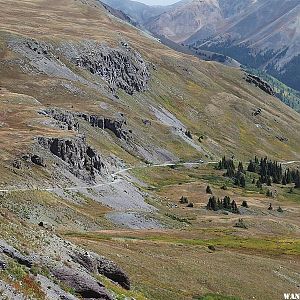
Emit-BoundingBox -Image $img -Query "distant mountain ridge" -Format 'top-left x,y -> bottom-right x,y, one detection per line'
193,0 -> 300,91
103,0 -> 300,92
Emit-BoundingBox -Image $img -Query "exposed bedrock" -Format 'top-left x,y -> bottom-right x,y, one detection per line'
10,38 -> 150,96
41,108 -> 80,131
42,108 -> 130,140
245,74 -> 275,96
0,240 -> 33,268
69,41 -> 150,95
51,267 -> 113,300
37,136 -> 106,178
78,112 -> 130,140
71,251 -> 131,290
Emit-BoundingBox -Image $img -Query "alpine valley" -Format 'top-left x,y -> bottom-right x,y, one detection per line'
0,1 -> 299,300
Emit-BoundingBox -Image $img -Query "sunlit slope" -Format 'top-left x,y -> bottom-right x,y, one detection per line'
0,0 -> 299,170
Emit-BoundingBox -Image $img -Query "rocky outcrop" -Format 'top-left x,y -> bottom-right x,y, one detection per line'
41,108 -> 79,131
37,136 -> 105,178
42,108 -> 130,141
71,251 -> 131,290
12,154 -> 46,169
245,74 -> 275,96
0,258 -> 7,270
78,113 -> 130,140
51,266 -> 113,300
0,240 -> 33,268
72,42 -> 150,95
31,154 -> 46,167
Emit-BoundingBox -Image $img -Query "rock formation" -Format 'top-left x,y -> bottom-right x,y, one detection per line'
78,113 -> 130,140
51,267 -> 113,300
41,108 -> 80,131
72,42 -> 150,95
37,136 -> 105,178
245,74 -> 275,96
0,240 -> 33,268
71,251 -> 131,290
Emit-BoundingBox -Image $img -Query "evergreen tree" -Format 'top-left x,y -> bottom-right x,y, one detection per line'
295,170 -> 300,188
207,196 -> 217,211
240,175 -> 246,188
282,175 -> 287,185
206,185 -> 213,194
277,206 -> 283,213
241,200 -> 249,208
180,196 -> 188,204
256,179 -> 262,189
185,130 -> 192,139
231,200 -> 239,214
238,162 -> 245,174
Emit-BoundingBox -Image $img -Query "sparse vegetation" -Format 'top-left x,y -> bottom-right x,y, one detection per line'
207,196 -> 239,214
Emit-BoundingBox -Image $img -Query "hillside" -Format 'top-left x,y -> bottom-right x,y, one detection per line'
0,0 -> 300,299
190,0 -> 300,91
105,0 -> 300,93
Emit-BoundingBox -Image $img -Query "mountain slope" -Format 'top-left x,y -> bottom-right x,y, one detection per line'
105,0 -> 300,92
100,0 -> 169,25
1,0 -> 300,185
0,1 -> 300,299
191,0 -> 300,91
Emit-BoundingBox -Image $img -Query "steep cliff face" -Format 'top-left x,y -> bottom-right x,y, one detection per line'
37,136 -> 105,179
70,41 -> 150,95
78,113 -> 130,140
10,38 -> 150,96
41,108 -> 79,132
42,108 -> 130,141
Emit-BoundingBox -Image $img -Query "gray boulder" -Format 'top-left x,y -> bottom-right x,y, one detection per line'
31,154 -> 46,167
51,266 -> 113,300
0,240 -> 33,268
71,251 -> 131,290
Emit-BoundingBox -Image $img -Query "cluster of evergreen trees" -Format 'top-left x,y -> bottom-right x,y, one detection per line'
207,196 -> 239,214
247,156 -> 300,188
217,157 -> 246,188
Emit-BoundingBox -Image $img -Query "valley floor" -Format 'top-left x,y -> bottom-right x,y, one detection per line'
60,163 -> 300,300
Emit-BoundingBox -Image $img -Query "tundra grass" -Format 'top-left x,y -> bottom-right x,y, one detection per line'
64,230 -> 300,256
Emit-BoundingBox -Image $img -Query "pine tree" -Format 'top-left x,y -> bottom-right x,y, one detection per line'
282,175 -> 287,185
256,179 -> 262,189
240,175 -> 246,188
180,196 -> 188,204
231,200 -> 239,214
266,190 -> 273,197
241,200 -> 249,208
207,196 -> 217,211
238,162 -> 244,173
295,170 -> 300,188
206,185 -> 213,194
277,206 -> 283,213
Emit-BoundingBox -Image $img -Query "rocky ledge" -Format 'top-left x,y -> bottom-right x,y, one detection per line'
42,108 -> 130,141
37,135 -> 106,179
70,41 -> 150,95
40,108 -> 80,131
0,239 -> 130,299
78,113 -> 130,140
245,74 -> 275,96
